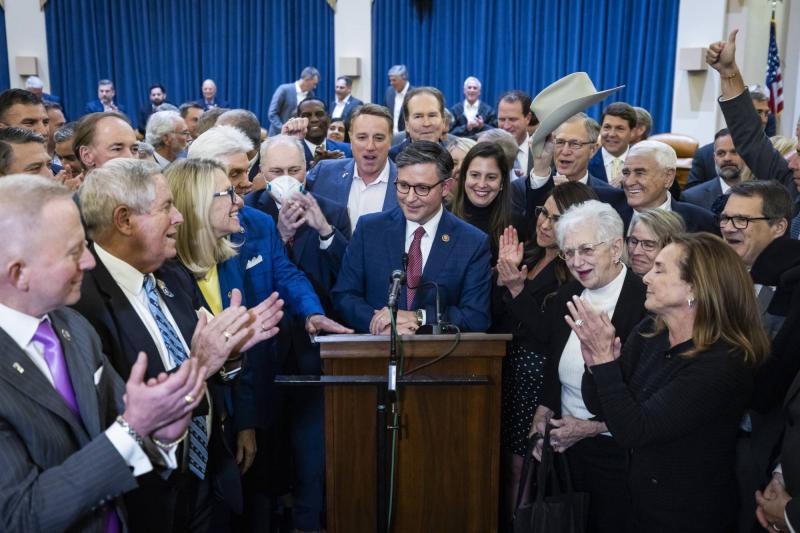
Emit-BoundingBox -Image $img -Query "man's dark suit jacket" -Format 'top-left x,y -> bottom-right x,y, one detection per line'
449,100 -> 496,137
84,99 -> 127,116
719,90 -> 798,201
137,101 -> 175,133
587,149 -> 609,182
306,158 -> 399,217
302,139 -> 352,170
384,84 -> 413,133
332,207 -> 492,333
781,369 -> 800,527
388,138 -> 448,162
510,173 -> 629,239
328,96 -> 364,124
0,307 -> 137,532
618,198 -> 718,234
196,98 -> 229,111
268,83 -> 312,136
72,246 -> 243,521
680,177 -> 724,211
685,142 -> 716,189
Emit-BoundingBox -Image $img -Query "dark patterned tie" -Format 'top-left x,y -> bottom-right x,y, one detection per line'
405,226 -> 426,310
791,212 -> 800,240
142,275 -> 208,479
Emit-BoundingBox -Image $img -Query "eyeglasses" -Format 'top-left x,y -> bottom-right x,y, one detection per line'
558,241 -> 608,261
395,179 -> 445,197
553,139 -> 595,150
534,206 -> 560,224
627,236 -> 659,252
212,186 -> 237,204
716,214 -> 772,230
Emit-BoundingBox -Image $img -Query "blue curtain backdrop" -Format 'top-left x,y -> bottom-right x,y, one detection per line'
0,7 -> 9,91
373,0 -> 679,133
45,0 -> 334,126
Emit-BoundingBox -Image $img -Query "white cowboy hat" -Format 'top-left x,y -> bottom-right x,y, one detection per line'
529,72 -> 624,157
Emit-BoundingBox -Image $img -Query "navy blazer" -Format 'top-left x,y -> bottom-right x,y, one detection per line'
686,142 -> 716,189
587,150 -> 608,182
196,98 -> 229,111
302,139 -> 352,170
680,177 -> 724,212
332,207 -> 492,333
719,90 -> 798,199
244,190 -> 351,306
306,158 -> 399,219
617,198 -> 718,234
328,96 -> 364,123
449,100 -> 497,137
510,174 -> 630,238
83,99 -> 127,116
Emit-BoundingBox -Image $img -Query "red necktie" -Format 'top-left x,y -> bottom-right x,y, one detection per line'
405,226 -> 425,310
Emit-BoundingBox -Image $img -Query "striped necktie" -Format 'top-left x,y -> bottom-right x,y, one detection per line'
142,275 -> 208,479
791,212 -> 800,239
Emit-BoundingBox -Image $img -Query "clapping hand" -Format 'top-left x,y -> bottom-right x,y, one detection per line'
276,196 -> 306,243
496,226 -> 527,297
565,295 -> 621,368
121,352 -> 206,440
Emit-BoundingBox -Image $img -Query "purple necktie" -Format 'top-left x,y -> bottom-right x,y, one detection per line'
33,320 -> 81,419
34,320 -> 122,533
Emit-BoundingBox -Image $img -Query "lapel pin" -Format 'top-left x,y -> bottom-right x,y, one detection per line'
12,362 -> 24,374
60,329 -> 72,341
441,234 -> 450,242
157,279 -> 174,298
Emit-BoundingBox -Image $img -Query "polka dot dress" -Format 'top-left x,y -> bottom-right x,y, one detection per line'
501,340 -> 547,456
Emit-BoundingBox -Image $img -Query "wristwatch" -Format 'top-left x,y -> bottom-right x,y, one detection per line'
415,309 -> 424,327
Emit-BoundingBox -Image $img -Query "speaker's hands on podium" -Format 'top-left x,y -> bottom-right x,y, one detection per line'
370,307 -> 419,336
305,313 -> 353,336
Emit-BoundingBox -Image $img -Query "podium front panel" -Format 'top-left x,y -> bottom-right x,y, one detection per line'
319,334 -> 509,533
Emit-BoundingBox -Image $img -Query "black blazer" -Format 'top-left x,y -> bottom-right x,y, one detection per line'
531,267 -> 648,415
781,371 -> 800,527
590,320 -> 752,532
449,100 -> 496,137
385,84 -> 413,133
686,142 -> 716,189
71,246 -> 243,516
680,177 -> 723,212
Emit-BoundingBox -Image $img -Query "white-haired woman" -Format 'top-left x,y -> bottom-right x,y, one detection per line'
528,200 -> 648,533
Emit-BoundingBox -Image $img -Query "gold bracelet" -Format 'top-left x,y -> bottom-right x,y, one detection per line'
721,70 -> 739,80
151,429 -> 188,450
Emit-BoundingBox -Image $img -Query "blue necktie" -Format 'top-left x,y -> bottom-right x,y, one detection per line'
791,212 -> 800,240
143,275 -> 208,479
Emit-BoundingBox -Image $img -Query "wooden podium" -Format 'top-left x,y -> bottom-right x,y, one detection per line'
317,333 -> 510,533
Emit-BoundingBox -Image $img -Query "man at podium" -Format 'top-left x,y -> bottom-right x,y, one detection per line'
332,141 -> 492,334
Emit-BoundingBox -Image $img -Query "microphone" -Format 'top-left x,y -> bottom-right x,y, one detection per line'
387,269 -> 406,309
413,280 -> 448,335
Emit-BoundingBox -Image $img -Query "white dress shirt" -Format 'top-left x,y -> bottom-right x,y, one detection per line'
0,302 -> 174,475
719,176 -> 732,195
463,99 -> 480,123
628,193 -> 672,234
404,205 -> 444,270
153,151 -> 171,170
295,81 -> 308,107
559,265 -> 627,434
348,161 -> 391,230
392,82 -> 410,135
515,133 -> 531,178
331,95 -> 350,120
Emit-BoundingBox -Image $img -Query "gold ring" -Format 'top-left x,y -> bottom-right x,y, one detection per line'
184,394 -> 195,404
223,330 -> 233,340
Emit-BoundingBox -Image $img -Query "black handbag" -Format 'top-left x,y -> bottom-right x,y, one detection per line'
512,424 -> 590,533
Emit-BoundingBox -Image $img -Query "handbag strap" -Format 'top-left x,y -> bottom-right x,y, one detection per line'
512,436 -> 537,519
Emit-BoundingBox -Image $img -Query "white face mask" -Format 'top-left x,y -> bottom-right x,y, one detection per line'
267,175 -> 304,207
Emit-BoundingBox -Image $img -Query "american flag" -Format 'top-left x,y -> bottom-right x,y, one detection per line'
766,11 -> 784,115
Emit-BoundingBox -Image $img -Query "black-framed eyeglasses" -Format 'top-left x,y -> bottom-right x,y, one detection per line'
394,179 -> 445,197
627,236 -> 659,252
212,186 -> 236,204
716,214 -> 772,230
534,206 -> 560,224
557,241 -> 608,261
553,139 -> 595,150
